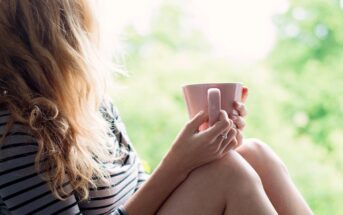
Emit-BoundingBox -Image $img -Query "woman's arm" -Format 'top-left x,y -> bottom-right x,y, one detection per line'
123,110 -> 237,215
122,153 -> 188,215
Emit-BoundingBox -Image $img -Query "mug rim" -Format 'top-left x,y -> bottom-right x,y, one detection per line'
182,82 -> 243,88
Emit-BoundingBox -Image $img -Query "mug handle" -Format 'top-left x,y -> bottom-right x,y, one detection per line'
208,88 -> 221,126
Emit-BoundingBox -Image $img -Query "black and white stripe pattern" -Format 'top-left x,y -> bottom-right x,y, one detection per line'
0,101 -> 149,215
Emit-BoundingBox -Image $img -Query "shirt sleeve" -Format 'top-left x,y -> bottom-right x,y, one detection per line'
106,101 -> 150,191
0,121 -> 82,215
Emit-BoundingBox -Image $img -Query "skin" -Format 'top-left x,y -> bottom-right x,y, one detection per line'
124,87 -> 313,215
226,88 -> 312,214
236,139 -> 313,215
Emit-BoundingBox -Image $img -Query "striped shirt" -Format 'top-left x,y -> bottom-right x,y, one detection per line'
0,101 -> 149,215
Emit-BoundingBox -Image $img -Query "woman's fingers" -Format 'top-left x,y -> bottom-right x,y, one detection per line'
229,113 -> 246,130
201,110 -> 232,140
220,129 -> 237,153
233,101 -> 247,117
212,128 -> 236,152
228,139 -> 238,151
186,111 -> 208,133
212,131 -> 228,150
234,130 -> 243,149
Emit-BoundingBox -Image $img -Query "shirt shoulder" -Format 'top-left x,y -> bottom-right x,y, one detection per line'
0,108 -> 37,150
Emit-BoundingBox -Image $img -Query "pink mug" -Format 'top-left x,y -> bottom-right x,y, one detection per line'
182,83 -> 243,127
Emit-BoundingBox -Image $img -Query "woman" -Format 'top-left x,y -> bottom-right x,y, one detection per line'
0,0 -> 313,215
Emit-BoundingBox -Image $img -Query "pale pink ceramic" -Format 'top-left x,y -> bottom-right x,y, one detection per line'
182,83 -> 243,125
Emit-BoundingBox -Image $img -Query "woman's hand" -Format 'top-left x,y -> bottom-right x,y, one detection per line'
229,86 -> 248,149
164,110 -> 236,175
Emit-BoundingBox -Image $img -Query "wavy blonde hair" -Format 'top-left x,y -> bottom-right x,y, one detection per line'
0,0 -> 115,200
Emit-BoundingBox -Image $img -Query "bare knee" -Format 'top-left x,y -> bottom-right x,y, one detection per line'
189,150 -> 264,196
238,138 -> 289,174
156,152 -> 267,215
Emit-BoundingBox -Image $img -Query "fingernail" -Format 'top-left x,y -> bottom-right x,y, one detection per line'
229,113 -> 237,119
231,110 -> 239,116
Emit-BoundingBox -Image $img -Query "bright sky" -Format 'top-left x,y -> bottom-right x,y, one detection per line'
97,0 -> 289,63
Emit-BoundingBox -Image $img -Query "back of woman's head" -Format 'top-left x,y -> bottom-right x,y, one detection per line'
0,0 -> 114,200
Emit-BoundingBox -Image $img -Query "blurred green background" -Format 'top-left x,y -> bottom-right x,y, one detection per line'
105,0 -> 343,214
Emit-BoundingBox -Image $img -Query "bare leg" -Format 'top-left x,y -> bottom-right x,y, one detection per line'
236,139 -> 313,215
156,150 -> 277,215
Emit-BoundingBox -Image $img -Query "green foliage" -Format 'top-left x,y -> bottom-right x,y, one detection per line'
270,0 -> 343,151
111,2 -> 343,214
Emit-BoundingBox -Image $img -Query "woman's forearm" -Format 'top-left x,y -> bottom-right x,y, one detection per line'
123,154 -> 188,215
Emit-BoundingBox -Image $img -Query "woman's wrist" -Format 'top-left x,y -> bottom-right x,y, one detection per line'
160,149 -> 190,182
123,149 -> 190,215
